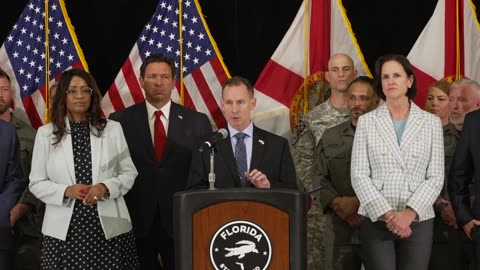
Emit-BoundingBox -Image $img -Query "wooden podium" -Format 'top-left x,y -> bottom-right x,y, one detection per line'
174,188 -> 307,270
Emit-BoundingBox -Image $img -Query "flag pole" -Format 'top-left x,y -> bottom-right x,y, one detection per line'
302,0 -> 309,114
44,0 -> 51,123
178,0 -> 184,105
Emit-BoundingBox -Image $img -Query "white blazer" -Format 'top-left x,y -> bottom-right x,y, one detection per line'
29,119 -> 138,240
351,103 -> 444,222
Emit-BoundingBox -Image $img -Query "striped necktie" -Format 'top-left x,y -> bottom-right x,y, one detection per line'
234,132 -> 249,187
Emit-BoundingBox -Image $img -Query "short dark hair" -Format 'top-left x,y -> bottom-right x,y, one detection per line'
374,54 -> 417,100
139,53 -> 176,78
222,76 -> 254,98
0,68 -> 12,83
348,76 -> 375,90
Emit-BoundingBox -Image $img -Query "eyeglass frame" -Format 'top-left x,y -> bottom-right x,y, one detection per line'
65,88 -> 94,97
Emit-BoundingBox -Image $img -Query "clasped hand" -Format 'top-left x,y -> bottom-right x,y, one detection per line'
384,209 -> 416,239
64,183 -> 109,205
331,196 -> 360,228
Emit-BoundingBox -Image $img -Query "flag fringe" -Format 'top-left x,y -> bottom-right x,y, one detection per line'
336,0 -> 372,77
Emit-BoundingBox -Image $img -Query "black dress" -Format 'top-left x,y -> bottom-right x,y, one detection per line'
41,121 -> 139,270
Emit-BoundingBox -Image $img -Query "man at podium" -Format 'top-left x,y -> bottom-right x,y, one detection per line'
187,76 -> 297,190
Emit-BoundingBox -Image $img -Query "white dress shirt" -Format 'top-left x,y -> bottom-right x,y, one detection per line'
146,100 -> 171,144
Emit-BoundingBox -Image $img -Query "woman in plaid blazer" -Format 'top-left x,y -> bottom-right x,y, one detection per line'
351,54 -> 444,270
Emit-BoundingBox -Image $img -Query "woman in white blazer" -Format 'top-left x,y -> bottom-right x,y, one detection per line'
29,69 -> 139,269
351,54 -> 444,270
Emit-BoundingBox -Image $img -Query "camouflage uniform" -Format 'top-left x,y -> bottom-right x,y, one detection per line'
429,123 -> 473,270
11,111 -> 43,270
312,121 -> 362,270
293,99 -> 350,270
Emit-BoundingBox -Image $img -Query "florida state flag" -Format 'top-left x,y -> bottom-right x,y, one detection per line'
407,0 -> 480,107
252,0 -> 371,139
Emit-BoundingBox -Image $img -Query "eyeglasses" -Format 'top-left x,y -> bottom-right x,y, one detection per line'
66,88 -> 93,97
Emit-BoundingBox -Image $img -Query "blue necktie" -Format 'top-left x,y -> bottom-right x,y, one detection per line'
234,132 -> 249,187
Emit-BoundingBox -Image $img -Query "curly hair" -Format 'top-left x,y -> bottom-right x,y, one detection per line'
51,69 -> 106,146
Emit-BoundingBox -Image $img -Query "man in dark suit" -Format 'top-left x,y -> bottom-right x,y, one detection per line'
449,108 -> 480,269
0,120 -> 26,269
187,76 -> 297,190
109,53 -> 212,270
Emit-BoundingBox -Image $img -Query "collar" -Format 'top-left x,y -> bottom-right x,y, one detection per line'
228,122 -> 254,139
146,100 -> 171,120
443,122 -> 460,137
326,98 -> 350,115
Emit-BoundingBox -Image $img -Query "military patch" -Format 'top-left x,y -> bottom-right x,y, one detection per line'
291,119 -> 306,145
289,71 -> 330,133
290,71 -> 330,145
210,220 -> 272,270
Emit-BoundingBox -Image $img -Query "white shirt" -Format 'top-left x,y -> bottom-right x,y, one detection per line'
146,100 -> 171,144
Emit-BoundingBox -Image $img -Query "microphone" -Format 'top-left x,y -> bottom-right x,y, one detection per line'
199,128 -> 228,152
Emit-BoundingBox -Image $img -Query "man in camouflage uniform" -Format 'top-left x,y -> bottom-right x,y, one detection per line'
293,53 -> 358,270
0,69 -> 42,270
312,76 -> 378,270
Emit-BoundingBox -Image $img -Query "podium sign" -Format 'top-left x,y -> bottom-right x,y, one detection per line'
174,188 -> 307,269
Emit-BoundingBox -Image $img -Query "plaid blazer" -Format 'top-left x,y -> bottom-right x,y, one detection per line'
351,103 -> 444,222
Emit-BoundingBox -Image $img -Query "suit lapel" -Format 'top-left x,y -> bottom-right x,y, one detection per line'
163,102 -> 183,162
375,105 -> 406,169
250,126 -> 265,171
400,103 -> 425,154
135,102 -> 157,162
60,121 -> 76,184
90,127 -> 101,184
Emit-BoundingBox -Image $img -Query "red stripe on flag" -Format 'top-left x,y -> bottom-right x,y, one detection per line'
22,96 -> 43,129
310,0 -> 331,72
38,85 -> 46,101
72,62 -> 84,70
121,59 -> 145,104
413,66 -> 436,108
459,0 -> 465,76
208,57 -> 229,127
445,0 -> 458,77
190,69 -> 226,128
255,60 -> 303,107
209,57 -> 229,86
107,84 -> 126,112
179,82 -> 196,111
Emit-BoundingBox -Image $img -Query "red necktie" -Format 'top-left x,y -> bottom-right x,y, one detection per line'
154,110 -> 166,160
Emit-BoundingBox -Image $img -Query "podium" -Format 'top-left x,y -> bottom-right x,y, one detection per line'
174,188 -> 307,270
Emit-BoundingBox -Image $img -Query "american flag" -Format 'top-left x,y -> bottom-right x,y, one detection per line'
0,0 -> 88,129
101,0 -> 230,129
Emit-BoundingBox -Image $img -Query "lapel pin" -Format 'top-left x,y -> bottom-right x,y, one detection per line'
178,115 -> 183,119
258,139 -> 264,145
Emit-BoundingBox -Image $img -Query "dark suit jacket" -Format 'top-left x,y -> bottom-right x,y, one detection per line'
449,109 -> 480,227
109,101 -> 212,238
0,120 -> 26,249
187,125 -> 298,189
